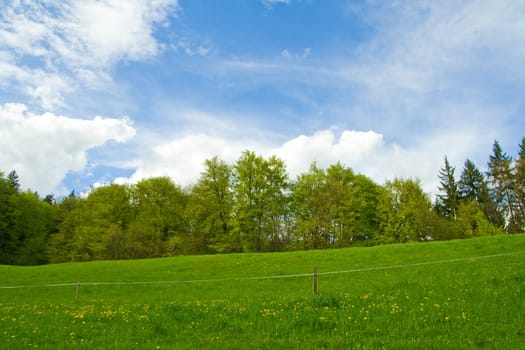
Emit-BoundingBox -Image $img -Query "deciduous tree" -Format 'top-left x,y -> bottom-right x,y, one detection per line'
379,178 -> 434,242
232,151 -> 289,252
186,156 -> 234,253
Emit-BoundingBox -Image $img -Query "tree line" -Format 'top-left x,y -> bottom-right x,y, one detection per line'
1,138 -> 524,265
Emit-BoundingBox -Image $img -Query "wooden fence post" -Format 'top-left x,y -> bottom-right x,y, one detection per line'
75,281 -> 80,298
313,266 -> 318,296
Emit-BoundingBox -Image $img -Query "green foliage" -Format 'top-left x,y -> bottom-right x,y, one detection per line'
47,179 -> 189,262
2,135 -> 525,265
459,159 -> 502,227
513,137 -> 525,231
186,157 -> 234,253
12,192 -> 57,265
132,177 -> 188,256
435,157 -> 459,219
0,171 -> 18,263
292,163 -> 381,249
454,200 -> 504,238
487,140 -> 517,231
435,155 -> 508,239
0,171 -> 57,265
378,178 -> 434,243
232,151 -> 290,252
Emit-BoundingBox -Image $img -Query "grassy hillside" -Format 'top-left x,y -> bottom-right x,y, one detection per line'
1,235 -> 525,349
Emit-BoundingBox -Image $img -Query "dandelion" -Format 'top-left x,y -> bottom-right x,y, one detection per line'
260,308 -> 278,317
390,303 -> 400,314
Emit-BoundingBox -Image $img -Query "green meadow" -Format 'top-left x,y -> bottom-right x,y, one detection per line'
1,234 -> 525,349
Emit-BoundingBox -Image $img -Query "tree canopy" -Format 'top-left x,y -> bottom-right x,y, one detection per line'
2,136 -> 524,265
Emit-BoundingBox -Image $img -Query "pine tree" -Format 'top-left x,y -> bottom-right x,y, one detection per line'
436,157 -> 459,219
7,170 -> 20,191
458,159 -> 487,202
487,140 -> 516,231
458,159 -> 502,226
513,137 -> 525,231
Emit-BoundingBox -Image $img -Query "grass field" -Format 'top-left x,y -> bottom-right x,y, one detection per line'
1,234 -> 525,349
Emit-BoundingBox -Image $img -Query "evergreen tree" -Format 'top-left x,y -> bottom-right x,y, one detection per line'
43,194 -> 56,205
458,159 -> 486,202
487,140 -> 517,231
436,157 -> 459,219
458,159 -> 502,227
7,170 -> 20,191
513,137 -> 525,231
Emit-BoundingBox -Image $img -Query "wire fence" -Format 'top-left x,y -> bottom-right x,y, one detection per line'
1,250 -> 524,290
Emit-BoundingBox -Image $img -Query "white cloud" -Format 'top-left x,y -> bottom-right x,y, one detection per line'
281,48 -> 310,61
121,122 -> 499,199
71,0 -> 176,66
173,39 -> 211,57
345,1 -> 525,96
269,129 -> 442,194
116,130 -> 399,193
0,61 -> 72,109
0,0 -> 178,109
272,126 -> 500,196
127,134 -> 250,187
116,0 -> 524,197
262,0 -> 291,9
0,103 -> 136,195
271,130 -> 384,179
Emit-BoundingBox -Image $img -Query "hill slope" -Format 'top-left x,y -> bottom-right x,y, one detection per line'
1,235 -> 525,349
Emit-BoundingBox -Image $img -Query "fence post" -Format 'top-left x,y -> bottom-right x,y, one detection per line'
313,266 -> 318,296
75,281 -> 80,298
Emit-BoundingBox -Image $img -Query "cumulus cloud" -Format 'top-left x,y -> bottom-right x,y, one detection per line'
118,129 -> 410,193
270,129 -> 444,195
121,123 -> 497,198
272,130 -> 384,178
274,126 -> 499,196
124,134 -> 257,187
0,103 -> 136,194
0,0 -> 178,108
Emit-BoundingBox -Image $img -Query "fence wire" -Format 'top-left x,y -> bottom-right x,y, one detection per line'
1,250 -> 523,290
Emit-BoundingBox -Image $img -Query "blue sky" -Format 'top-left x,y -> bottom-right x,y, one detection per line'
1,0 -> 524,196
